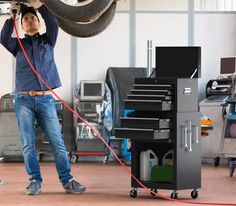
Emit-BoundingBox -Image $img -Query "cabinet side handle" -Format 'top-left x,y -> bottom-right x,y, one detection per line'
195,125 -> 199,144
184,127 -> 188,150
189,120 -> 193,152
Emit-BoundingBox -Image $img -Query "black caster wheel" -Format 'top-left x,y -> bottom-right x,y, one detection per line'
70,155 -> 78,164
130,188 -> 137,198
230,168 -> 234,177
170,192 -> 178,199
214,156 -> 220,167
191,189 -> 199,199
229,161 -> 235,177
229,167 -> 235,177
150,188 -> 157,197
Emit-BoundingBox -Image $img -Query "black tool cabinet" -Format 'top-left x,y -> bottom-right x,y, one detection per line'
115,77 -> 201,199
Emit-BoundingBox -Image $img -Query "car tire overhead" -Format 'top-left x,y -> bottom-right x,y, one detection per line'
41,0 -> 113,22
57,2 -> 116,38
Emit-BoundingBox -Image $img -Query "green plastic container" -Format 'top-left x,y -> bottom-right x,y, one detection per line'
151,165 -> 173,183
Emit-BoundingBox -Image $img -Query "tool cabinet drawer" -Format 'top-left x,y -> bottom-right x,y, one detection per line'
130,89 -> 172,95
154,129 -> 171,139
115,128 -> 171,140
120,117 -> 171,129
133,84 -> 173,90
127,94 -> 173,101
124,100 -> 172,111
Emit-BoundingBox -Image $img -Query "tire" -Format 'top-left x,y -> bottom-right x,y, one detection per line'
41,0 -> 113,22
57,2 -> 116,38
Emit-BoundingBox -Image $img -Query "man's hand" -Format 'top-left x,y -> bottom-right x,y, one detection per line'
9,3 -> 21,20
24,0 -> 43,9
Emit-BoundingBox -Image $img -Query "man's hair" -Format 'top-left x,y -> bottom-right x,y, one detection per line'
21,6 -> 40,24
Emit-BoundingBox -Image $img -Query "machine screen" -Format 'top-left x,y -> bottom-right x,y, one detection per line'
84,83 -> 102,96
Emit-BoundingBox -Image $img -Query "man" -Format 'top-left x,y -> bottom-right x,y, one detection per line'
0,3 -> 86,195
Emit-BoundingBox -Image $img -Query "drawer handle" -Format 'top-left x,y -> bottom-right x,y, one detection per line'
183,88 -> 192,95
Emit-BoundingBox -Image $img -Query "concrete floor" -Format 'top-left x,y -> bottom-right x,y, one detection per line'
0,162 -> 235,206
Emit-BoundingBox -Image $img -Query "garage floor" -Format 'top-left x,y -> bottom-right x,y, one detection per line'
0,163 -> 235,206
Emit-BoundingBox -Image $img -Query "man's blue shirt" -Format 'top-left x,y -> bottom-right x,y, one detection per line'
0,5 -> 62,92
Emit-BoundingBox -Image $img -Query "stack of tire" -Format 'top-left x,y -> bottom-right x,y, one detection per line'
41,0 -> 117,37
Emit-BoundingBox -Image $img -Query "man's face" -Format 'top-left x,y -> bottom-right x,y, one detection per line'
21,13 -> 41,35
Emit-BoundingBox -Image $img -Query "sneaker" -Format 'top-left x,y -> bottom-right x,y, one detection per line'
63,179 -> 86,194
26,180 -> 42,195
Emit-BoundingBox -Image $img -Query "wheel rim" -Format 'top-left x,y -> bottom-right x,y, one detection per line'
60,0 -> 94,6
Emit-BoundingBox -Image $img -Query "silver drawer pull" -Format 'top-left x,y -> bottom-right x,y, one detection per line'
183,88 -> 192,95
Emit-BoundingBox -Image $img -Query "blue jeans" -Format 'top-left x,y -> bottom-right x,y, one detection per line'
14,94 -> 73,184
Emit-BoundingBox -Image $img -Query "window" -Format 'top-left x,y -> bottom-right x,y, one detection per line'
195,0 -> 236,11
136,0 -> 188,11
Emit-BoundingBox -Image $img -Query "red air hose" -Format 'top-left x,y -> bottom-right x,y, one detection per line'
12,19 -> 236,206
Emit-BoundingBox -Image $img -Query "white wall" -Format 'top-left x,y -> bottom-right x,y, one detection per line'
195,14 -> 236,100
136,13 -> 188,68
76,13 -> 130,83
136,0 -> 188,11
0,17 -> 14,97
53,29 -> 72,102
